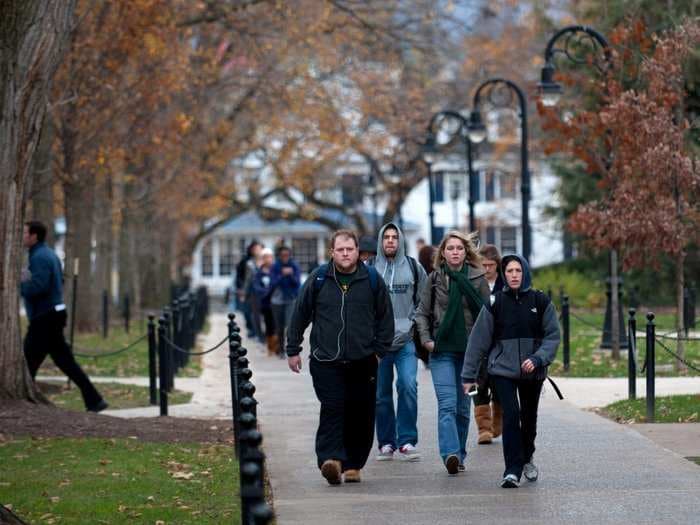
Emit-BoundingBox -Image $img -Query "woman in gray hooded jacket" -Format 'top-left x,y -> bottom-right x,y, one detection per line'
462,254 -> 560,488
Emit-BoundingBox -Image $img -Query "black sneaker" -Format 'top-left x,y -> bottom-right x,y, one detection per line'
500,474 -> 519,488
87,400 -> 109,413
445,454 -> 459,475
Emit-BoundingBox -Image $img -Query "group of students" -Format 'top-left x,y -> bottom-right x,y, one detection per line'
233,241 -> 301,358
284,225 -> 560,489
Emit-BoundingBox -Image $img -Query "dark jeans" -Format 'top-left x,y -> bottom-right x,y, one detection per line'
261,306 -> 275,337
491,375 -> 544,479
309,355 -> 378,471
473,377 -> 500,407
24,310 -> 103,410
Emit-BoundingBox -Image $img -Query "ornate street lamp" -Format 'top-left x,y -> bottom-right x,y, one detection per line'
426,110 -> 486,234
537,25 -> 626,351
470,78 -> 531,263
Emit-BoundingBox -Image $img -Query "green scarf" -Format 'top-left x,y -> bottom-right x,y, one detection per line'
434,264 -> 484,353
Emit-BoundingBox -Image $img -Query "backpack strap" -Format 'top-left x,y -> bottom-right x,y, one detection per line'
314,262 -> 379,296
407,256 -> 419,307
366,265 -> 379,293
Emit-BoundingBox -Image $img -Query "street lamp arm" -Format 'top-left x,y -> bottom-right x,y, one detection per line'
542,25 -> 611,67
472,78 -> 526,114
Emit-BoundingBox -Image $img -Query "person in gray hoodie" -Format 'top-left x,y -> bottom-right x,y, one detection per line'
372,223 -> 427,462
462,254 -> 560,488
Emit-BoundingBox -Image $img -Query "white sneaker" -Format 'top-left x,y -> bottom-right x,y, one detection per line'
376,444 -> 394,461
523,462 -> 538,481
397,444 -> 421,461
501,474 -> 519,488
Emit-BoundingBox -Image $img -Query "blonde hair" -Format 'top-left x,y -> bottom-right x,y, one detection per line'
433,230 -> 481,269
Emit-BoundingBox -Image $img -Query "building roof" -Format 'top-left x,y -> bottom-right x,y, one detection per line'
215,209 -> 419,236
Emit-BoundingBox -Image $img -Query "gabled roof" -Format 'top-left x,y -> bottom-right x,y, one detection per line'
215,209 -> 419,235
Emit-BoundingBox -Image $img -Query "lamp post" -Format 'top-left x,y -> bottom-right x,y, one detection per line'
425,110 -> 486,233
537,25 -> 626,353
421,134 -> 439,245
468,78 -> 531,263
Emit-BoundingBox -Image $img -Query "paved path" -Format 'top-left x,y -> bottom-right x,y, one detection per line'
84,313 -> 700,523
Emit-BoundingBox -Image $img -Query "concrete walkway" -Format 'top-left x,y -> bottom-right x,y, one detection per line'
86,313 -> 700,523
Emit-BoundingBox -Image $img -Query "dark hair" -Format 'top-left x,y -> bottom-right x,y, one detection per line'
330,229 -> 358,248
276,245 -> 291,257
418,245 -> 435,274
25,221 -> 47,242
246,240 -> 261,257
479,243 -> 501,265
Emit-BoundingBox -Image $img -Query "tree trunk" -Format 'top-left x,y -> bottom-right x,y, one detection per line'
28,119 -> 55,246
63,179 -> 98,332
94,174 -> 113,317
0,0 -> 76,400
676,254 -> 687,374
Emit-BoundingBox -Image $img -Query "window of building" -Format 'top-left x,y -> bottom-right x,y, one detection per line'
485,226 -> 496,245
219,238 -> 238,276
201,240 -> 213,277
501,226 -> 517,254
433,172 -> 445,202
291,237 -> 319,273
484,170 -> 495,202
499,170 -> 517,199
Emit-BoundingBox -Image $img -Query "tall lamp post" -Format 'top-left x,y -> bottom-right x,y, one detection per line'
468,78 -> 531,263
425,110 -> 486,233
421,135 -> 439,245
537,25 -> 626,352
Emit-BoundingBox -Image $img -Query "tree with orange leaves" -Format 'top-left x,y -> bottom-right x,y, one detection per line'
539,19 -> 700,371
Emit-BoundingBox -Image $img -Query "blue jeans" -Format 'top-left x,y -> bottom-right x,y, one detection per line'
375,342 -> 418,449
429,352 -> 471,462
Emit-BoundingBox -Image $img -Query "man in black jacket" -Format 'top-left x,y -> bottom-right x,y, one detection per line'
286,229 -> 394,485
21,221 -> 107,412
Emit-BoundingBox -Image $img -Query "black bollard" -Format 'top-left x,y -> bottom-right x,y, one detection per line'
228,313 -> 242,453
124,294 -> 130,334
645,312 -> 655,423
238,412 -> 257,460
158,317 -> 169,416
240,461 -> 261,525
147,315 -> 157,405
562,295 -> 570,372
251,503 -> 274,525
163,308 -> 175,392
628,309 -> 637,400
241,382 -> 257,417
102,289 -> 109,338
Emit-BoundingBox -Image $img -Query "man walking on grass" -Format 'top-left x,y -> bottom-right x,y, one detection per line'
372,223 -> 427,462
21,221 -> 107,412
286,229 -> 394,485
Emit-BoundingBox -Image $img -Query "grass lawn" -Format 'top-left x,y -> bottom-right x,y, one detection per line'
0,438 -> 239,524
549,310 -> 700,377
41,382 -> 192,411
600,394 -> 700,423
37,324 -> 204,378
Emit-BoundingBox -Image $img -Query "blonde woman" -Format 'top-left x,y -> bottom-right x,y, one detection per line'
414,231 -> 489,474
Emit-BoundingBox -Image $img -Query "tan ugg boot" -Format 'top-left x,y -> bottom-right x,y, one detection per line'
266,335 -> 279,357
344,469 -> 361,483
321,459 -> 342,485
474,404 -> 493,444
492,402 -> 503,438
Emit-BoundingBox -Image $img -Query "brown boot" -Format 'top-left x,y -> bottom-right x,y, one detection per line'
492,402 -> 503,439
344,469 -> 361,483
266,335 -> 279,357
474,404 -> 493,444
321,459 -> 342,485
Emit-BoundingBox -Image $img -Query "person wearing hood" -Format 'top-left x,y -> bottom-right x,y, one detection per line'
414,230 -> 490,474
462,254 -> 560,488
372,223 -> 427,462
472,244 -> 505,445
